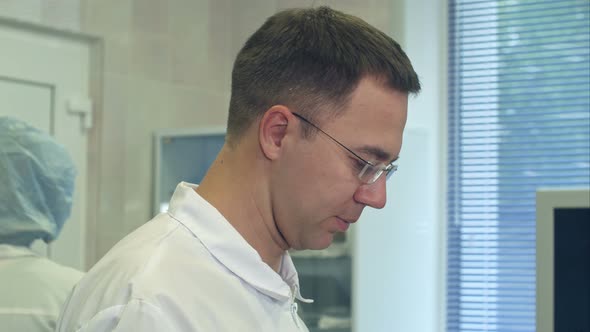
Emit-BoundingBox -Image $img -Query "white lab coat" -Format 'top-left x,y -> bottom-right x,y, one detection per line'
57,182 -> 312,332
0,244 -> 83,332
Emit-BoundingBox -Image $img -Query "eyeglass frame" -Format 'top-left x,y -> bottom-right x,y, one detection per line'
291,112 -> 398,184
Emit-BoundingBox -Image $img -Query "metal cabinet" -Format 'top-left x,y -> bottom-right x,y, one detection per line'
292,232 -> 353,332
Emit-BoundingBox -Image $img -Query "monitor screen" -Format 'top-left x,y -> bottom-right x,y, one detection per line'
554,208 -> 590,331
536,188 -> 590,332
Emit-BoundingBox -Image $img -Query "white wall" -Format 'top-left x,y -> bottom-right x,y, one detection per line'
354,0 -> 446,331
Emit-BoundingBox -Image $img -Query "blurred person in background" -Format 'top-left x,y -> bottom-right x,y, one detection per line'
0,117 -> 83,332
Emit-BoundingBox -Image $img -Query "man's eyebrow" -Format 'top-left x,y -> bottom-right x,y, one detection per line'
357,146 -> 399,163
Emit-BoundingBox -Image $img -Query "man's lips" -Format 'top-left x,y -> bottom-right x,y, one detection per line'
335,217 -> 354,231
339,216 -> 359,224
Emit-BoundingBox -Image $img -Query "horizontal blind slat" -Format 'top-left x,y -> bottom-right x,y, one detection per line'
447,1 -> 590,331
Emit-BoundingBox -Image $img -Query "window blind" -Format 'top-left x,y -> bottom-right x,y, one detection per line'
447,1 -> 590,331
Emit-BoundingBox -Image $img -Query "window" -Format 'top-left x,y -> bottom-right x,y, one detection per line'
447,1 -> 590,331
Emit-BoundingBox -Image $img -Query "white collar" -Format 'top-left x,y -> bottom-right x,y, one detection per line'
0,244 -> 39,259
167,182 -> 312,304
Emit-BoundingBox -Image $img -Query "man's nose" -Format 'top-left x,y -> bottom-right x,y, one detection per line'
353,175 -> 387,209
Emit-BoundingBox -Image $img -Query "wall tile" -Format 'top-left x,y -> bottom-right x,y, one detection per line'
0,0 -> 43,24
42,0 -> 80,30
169,84 -> 229,128
132,0 -> 168,35
276,0 -> 315,10
82,0 -> 132,40
228,0 -> 276,58
168,0 -> 209,37
103,38 -> 132,75
122,78 -> 171,231
129,33 -> 171,81
96,74 -> 128,244
169,21 -> 210,86
208,0 -> 233,92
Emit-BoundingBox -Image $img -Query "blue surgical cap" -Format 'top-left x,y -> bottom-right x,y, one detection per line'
0,117 -> 77,246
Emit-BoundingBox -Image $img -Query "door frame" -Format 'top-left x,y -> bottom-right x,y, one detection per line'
0,16 -> 103,269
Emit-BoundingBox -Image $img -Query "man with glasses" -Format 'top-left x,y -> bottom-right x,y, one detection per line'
57,6 -> 421,332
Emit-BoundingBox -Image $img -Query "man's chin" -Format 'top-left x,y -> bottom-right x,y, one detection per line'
304,236 -> 335,251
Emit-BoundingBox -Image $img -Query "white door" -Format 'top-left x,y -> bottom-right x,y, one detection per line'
0,18 -> 97,271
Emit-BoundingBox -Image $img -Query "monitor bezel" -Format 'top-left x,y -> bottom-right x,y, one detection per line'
536,187 -> 590,332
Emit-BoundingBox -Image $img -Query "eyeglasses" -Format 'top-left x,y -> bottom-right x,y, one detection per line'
291,112 -> 398,184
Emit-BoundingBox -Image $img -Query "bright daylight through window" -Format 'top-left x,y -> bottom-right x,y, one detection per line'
447,1 -> 590,331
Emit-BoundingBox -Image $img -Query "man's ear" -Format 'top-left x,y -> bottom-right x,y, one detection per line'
259,105 -> 293,160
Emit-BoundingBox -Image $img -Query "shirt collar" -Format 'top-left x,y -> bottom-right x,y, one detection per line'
0,244 -> 39,259
167,182 -> 312,303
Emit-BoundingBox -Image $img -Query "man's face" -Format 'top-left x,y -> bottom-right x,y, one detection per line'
272,77 -> 409,250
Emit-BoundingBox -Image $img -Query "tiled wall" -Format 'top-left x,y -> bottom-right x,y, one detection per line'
0,0 -> 81,30
81,0 -> 236,261
1,0 -> 405,264
84,0 -> 404,264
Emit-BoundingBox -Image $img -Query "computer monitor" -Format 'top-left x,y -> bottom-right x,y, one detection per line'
536,188 -> 590,332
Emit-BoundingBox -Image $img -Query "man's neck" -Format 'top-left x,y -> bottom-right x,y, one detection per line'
195,144 -> 289,272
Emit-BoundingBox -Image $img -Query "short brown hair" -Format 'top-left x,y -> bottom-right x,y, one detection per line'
226,6 -> 421,144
